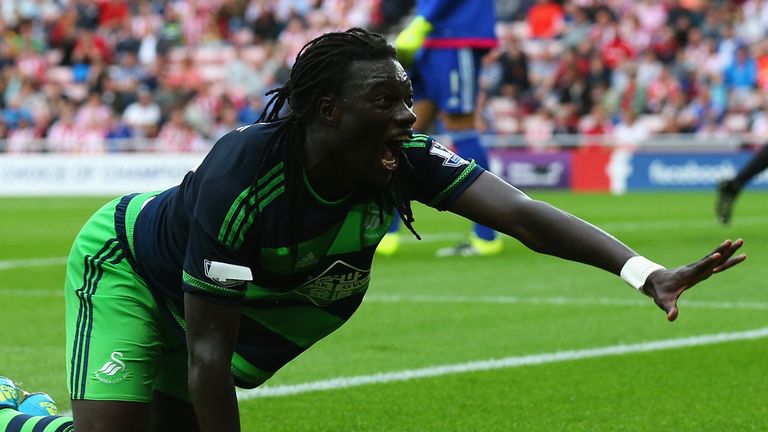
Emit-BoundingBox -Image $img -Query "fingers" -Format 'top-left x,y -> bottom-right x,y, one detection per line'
714,239 -> 744,262
713,253 -> 747,273
691,239 -> 745,276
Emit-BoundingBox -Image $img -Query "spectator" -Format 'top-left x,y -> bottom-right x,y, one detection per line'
71,27 -> 112,64
75,91 -> 111,129
224,44 -> 263,100
527,0 -> 564,39
46,102 -> 81,152
5,114 -> 39,153
155,106 -> 206,152
210,102 -> 240,141
498,36 -> 530,96
108,51 -> 147,105
634,0 -> 667,36
723,45 -> 758,91
104,110 -> 133,152
561,5 -> 591,48
237,92 -> 265,125
122,85 -> 161,137
613,111 -> 651,149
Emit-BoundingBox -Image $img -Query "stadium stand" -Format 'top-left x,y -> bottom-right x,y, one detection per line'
0,0 -> 766,153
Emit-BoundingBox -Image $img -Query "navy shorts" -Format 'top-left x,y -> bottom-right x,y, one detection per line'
411,47 -> 485,114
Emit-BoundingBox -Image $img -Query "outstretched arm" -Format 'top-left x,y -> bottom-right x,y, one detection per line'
449,171 -> 746,320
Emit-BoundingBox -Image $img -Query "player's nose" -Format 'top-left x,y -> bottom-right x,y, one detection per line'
395,101 -> 417,127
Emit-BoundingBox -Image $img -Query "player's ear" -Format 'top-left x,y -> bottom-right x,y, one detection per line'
318,96 -> 341,128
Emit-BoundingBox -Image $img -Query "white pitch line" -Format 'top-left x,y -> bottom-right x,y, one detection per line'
4,288 -> 767,312
0,257 -> 67,271
2,215 -> 766,271
364,294 -> 768,311
237,326 -> 768,399
53,326 -> 768,417
599,215 -> 768,232
1,288 -> 65,297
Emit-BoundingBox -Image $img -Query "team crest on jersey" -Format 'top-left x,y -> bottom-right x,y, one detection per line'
429,141 -> 469,167
294,260 -> 370,306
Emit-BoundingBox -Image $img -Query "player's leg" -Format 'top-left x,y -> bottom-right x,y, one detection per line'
717,144 -> 768,224
150,339 -> 199,432
151,391 -> 199,432
428,47 -> 501,256
64,197 -> 167,431
0,376 -> 74,431
72,400 -> 150,430
0,409 -> 74,432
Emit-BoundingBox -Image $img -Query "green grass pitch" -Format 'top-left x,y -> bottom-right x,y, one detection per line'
1,191 -> 766,431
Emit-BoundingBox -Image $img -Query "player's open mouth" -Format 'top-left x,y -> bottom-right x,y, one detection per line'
380,135 -> 409,172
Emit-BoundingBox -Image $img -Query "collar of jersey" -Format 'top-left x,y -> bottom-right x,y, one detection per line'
302,170 -> 356,206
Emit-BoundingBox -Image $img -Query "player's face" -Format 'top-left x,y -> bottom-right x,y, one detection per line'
332,58 -> 416,188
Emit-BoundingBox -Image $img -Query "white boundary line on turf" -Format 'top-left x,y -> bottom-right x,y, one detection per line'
3,215 -> 768,270
364,294 -> 768,311
237,327 -> 768,399
0,257 -> 67,271
4,289 -> 768,311
56,326 -> 768,416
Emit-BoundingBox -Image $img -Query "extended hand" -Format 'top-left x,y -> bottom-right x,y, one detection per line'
394,16 -> 432,68
641,239 -> 746,321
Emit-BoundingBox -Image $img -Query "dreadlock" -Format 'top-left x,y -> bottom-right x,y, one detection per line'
254,28 -> 420,267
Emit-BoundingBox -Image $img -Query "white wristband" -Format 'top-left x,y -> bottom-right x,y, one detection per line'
620,256 -> 665,290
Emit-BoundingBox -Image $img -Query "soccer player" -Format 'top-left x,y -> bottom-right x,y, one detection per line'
0,376 -> 72,431
3,28 -> 745,432
716,144 -> 768,224
379,0 -> 501,257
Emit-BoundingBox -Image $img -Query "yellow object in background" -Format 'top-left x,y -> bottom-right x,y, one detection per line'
394,16 -> 433,68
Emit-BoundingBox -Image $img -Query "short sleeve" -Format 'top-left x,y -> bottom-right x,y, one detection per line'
400,134 -> 485,210
181,166 -> 256,305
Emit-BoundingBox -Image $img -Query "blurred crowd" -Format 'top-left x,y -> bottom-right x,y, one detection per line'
481,0 -> 768,149
1,0 -> 768,153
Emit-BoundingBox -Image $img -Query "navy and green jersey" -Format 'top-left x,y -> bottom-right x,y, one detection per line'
130,121 -> 483,388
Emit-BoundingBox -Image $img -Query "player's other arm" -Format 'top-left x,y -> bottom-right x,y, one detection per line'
185,292 -> 242,432
449,171 -> 746,321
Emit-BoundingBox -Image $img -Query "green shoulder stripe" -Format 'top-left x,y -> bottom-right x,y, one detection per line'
219,162 -> 286,248
258,184 -> 285,212
429,160 -> 477,207
257,173 -> 284,198
257,161 -> 285,186
218,186 -> 256,245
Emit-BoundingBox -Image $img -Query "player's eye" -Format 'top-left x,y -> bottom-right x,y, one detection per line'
375,95 -> 392,107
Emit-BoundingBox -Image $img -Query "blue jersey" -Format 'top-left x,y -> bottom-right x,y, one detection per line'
128,122 -> 484,388
418,0 -> 497,49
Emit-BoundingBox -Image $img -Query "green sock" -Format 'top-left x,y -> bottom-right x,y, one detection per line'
0,408 -> 73,432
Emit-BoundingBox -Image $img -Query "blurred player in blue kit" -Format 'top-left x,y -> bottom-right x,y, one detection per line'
378,0 -> 502,257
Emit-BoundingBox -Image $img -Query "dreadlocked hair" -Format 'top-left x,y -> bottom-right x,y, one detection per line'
254,27 -> 420,269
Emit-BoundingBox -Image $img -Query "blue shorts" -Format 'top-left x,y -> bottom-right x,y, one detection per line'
411,47 -> 484,114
